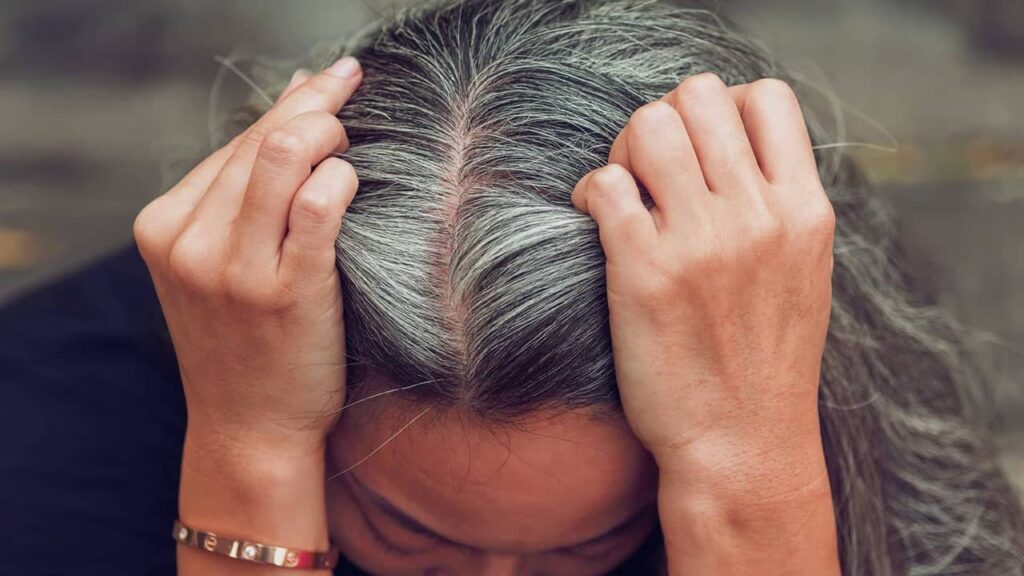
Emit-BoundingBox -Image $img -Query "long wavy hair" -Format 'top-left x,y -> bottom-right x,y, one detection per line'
225,0 -> 1024,573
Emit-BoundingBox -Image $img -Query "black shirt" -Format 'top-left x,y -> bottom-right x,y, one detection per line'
1,245 -> 186,575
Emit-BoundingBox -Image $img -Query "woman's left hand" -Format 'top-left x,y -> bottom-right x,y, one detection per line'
571,72 -> 839,575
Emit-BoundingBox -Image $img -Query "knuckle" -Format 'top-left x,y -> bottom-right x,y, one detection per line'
315,113 -> 346,146
308,109 -> 342,127
293,188 -> 336,223
807,200 -> 837,238
587,183 -> 619,209
334,157 -> 359,185
749,212 -> 785,251
132,202 -> 165,257
679,72 -> 727,98
627,102 -> 675,142
259,128 -> 308,167
589,164 -> 630,197
629,100 -> 673,127
329,157 -> 359,192
221,262 -> 279,308
749,78 -> 804,121
167,236 -> 216,291
667,85 -> 688,111
296,110 -> 340,132
282,111 -> 346,154
750,77 -> 797,103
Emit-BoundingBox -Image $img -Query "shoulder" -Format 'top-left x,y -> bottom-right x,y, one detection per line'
0,243 -> 186,575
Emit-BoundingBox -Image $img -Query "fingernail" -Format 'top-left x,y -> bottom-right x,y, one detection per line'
326,56 -> 360,78
290,68 -> 310,82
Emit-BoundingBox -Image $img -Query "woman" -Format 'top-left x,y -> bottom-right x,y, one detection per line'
3,0 -> 1022,574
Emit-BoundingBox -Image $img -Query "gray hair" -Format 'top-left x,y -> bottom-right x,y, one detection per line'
229,0 -> 1024,573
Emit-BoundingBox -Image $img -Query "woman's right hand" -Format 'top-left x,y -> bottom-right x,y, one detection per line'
133,56 -> 363,462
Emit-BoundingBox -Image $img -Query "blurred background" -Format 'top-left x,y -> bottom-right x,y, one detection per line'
1,0 -> 1022,489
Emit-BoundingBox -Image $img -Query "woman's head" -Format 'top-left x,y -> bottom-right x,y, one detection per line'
231,0 -> 1024,573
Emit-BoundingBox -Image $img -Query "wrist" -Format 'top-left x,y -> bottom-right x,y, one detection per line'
650,397 -> 825,490
184,415 -> 329,464
656,479 -> 838,576
656,451 -> 834,528
178,428 -> 331,559
654,424 -> 839,576
180,426 -> 327,500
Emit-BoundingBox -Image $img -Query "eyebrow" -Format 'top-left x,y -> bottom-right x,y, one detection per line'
348,472 -> 649,553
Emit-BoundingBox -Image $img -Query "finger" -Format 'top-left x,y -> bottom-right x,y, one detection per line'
608,130 -> 630,170
151,63 -> 350,239
232,111 -> 348,266
280,157 -> 358,281
156,142 -> 239,215
242,57 -> 360,156
623,101 -> 708,229
279,68 -> 312,102
571,163 -> 657,262
727,80 -> 819,186
161,68 -> 315,210
668,73 -> 764,195
186,57 -> 362,240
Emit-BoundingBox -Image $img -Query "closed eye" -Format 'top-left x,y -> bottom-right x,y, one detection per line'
349,471 -> 653,560
366,518 -> 442,556
555,530 -> 626,559
363,505 -> 479,557
557,506 -> 656,560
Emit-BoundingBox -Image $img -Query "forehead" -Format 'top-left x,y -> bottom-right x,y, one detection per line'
329,401 -> 658,552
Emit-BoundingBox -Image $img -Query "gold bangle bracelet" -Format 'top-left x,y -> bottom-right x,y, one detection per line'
172,519 -> 340,570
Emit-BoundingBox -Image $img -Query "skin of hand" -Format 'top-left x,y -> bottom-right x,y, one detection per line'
571,73 -> 840,574
133,58 -> 363,462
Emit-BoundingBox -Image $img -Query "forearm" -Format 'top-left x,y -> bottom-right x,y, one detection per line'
177,428 -> 332,576
656,425 -> 841,576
